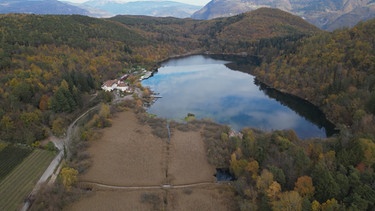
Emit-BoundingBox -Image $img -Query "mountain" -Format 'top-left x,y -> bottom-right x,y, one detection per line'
0,0 -> 91,15
111,8 -> 319,54
82,0 -> 201,18
192,0 -> 375,30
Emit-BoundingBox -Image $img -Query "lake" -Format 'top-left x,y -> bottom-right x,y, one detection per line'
142,55 -> 336,139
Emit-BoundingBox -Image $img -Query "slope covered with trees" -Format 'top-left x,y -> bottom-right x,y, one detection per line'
111,8 -> 319,54
0,14 -> 150,143
253,19 -> 375,136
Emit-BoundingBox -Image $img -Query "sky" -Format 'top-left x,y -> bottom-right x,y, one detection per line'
64,0 -> 211,6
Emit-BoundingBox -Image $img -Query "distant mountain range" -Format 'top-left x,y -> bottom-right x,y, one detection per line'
192,0 -> 375,30
80,0 -> 201,18
0,0 -> 374,30
0,0 -> 200,18
0,0 -> 91,15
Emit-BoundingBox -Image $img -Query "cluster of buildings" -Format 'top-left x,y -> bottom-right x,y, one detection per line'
101,70 -> 154,92
101,74 -> 132,93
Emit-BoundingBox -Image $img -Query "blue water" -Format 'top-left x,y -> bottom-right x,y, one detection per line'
142,55 -> 329,139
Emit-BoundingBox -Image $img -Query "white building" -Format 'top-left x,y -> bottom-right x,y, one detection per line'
101,79 -> 132,93
116,82 -> 130,92
101,79 -> 118,92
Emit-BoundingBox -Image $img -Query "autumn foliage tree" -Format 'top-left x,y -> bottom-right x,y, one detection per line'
294,176 -> 315,199
271,191 -> 302,211
60,167 -> 78,191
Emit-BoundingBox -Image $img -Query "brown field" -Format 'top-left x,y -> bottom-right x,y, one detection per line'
79,111 -> 165,186
68,110 -> 235,210
168,130 -> 216,185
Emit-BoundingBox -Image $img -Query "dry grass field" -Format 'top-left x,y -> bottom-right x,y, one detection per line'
79,111 -> 165,186
168,130 -> 216,185
67,110 -> 235,210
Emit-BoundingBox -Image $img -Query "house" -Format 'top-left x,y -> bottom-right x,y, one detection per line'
101,79 -> 118,92
116,82 -> 130,92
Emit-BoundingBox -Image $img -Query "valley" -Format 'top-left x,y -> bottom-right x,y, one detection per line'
0,7 -> 374,210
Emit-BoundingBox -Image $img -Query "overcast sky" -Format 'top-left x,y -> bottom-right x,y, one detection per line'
64,0 -> 211,6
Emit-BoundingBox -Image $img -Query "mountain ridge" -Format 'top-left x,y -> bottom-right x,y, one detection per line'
81,0 -> 201,18
0,0 -> 92,16
192,0 -> 375,30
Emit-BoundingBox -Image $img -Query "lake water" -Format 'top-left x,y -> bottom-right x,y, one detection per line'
142,55 -> 335,139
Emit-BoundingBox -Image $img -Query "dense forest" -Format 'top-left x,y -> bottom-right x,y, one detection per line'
0,14 -> 174,144
0,7 -> 374,211
111,8 -> 319,54
200,121 -> 375,210
252,19 -> 375,136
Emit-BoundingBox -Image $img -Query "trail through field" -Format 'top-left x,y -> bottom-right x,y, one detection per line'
79,181 -> 217,190
69,111 -> 235,210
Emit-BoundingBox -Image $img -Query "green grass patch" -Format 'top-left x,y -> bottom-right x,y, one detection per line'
0,149 -> 55,211
0,144 -> 33,181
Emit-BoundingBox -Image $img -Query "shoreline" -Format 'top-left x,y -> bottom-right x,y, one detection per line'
145,53 -> 338,138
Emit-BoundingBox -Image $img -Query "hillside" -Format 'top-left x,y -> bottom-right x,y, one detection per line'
252,19 -> 375,135
203,8 -> 319,48
0,14 -> 150,143
192,0 -> 375,30
112,8 -> 319,53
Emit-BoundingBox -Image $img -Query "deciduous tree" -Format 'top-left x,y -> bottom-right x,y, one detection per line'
256,169 -> 274,192
61,167 -> 78,191
294,175 -> 315,199
272,191 -> 302,211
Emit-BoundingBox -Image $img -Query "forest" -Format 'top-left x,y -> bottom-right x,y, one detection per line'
0,14 -> 161,144
198,121 -> 375,210
0,7 -> 374,210
252,19 -> 375,137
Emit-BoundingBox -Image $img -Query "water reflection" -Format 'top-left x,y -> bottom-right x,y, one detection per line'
255,80 -> 338,137
142,55 -> 332,139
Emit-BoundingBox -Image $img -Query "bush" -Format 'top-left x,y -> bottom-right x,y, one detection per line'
45,141 -> 57,152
